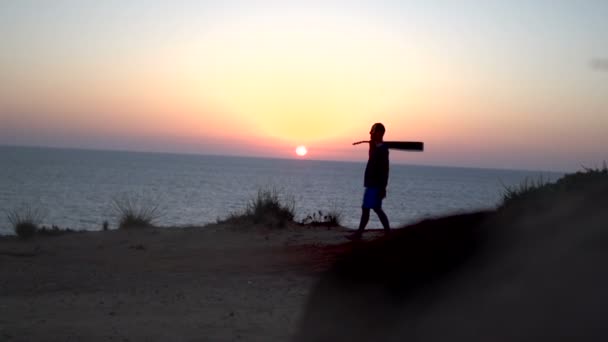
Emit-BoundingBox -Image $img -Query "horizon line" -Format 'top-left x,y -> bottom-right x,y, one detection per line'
0,143 -> 565,174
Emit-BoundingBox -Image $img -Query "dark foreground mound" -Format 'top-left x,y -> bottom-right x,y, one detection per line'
296,169 -> 608,341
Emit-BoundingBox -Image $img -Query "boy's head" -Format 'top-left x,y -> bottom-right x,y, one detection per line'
370,123 -> 385,142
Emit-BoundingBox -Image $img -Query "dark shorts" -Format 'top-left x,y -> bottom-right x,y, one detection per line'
362,187 -> 383,209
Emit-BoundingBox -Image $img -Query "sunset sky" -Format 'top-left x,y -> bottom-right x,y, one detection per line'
1,1 -> 606,172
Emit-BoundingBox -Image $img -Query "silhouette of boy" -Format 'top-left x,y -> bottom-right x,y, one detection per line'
348,123 -> 391,240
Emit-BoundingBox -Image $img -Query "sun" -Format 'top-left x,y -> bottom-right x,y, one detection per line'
295,145 -> 308,157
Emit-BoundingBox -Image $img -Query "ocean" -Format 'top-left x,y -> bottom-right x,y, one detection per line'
0,146 -> 563,235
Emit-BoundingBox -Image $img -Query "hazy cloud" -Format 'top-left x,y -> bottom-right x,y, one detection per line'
590,58 -> 608,71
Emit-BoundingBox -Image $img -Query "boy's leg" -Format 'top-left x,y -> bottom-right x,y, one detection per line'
358,207 -> 371,232
373,207 -> 390,232
347,188 -> 375,240
347,208 -> 370,240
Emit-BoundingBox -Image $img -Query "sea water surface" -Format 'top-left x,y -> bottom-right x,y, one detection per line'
0,146 -> 563,235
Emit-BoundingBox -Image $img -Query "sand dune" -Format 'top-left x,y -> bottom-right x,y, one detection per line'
296,184 -> 608,341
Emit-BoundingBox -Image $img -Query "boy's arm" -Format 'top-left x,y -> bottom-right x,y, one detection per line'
380,148 -> 389,197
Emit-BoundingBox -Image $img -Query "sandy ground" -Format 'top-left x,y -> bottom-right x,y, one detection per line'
0,223 -> 375,342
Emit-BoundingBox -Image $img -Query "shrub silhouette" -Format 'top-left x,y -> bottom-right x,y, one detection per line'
6,204 -> 45,239
501,163 -> 608,209
111,194 -> 163,229
221,188 -> 295,228
301,210 -> 342,227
